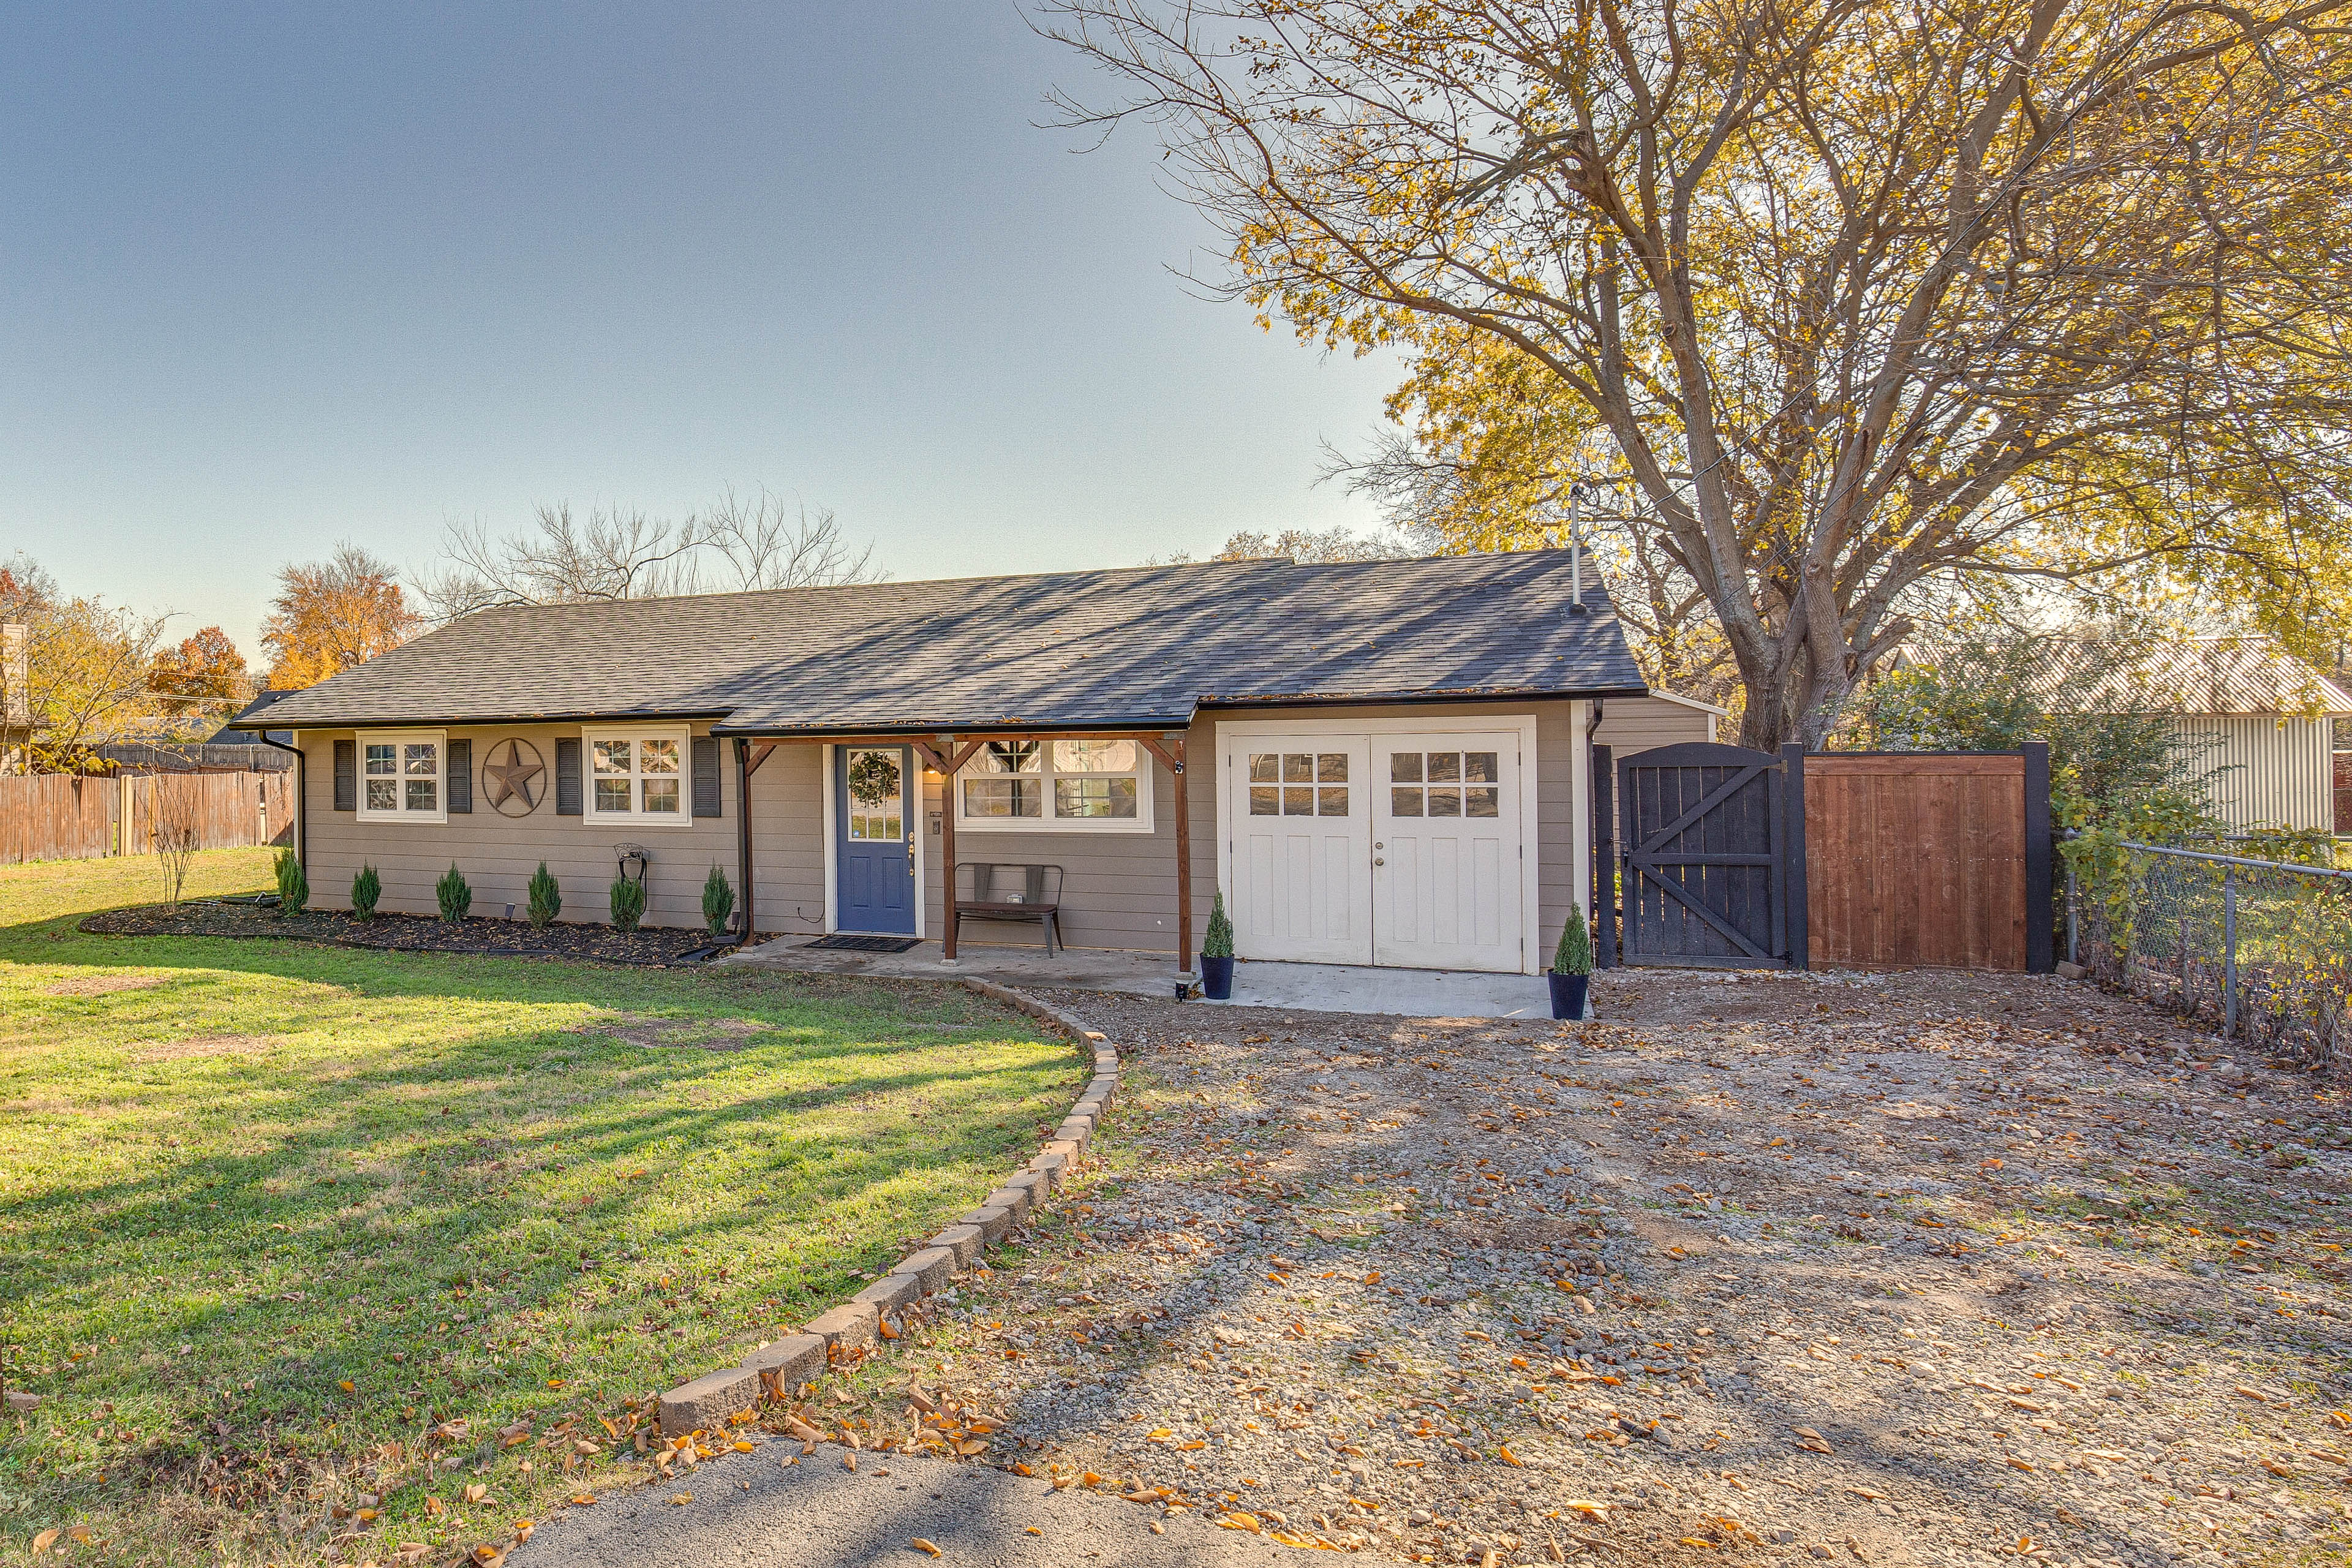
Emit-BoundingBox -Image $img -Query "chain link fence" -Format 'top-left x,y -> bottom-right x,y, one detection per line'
2067,840 -> 2352,1071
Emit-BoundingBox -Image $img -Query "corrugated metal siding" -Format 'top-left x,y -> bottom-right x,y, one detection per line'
2172,716 -> 2337,831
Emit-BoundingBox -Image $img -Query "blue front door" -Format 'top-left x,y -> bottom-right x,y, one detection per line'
836,745 -> 916,934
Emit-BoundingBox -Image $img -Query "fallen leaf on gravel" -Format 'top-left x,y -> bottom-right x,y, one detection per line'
1564,1501 -> 1612,1519
910,1539 -> 943,1557
1219,1512 -> 1263,1532
669,1493 -> 692,1506
567,1494 -> 595,1507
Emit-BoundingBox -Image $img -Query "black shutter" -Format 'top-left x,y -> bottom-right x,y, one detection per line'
692,736 -> 722,818
555,737 -> 582,816
446,738 -> 472,814
333,739 -> 356,812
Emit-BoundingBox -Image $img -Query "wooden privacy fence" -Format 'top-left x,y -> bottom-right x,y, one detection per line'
1594,742 -> 2054,973
1798,750 -> 2052,972
0,771 -> 294,865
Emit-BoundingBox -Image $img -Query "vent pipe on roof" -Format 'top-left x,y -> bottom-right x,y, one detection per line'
1566,481 -> 1591,616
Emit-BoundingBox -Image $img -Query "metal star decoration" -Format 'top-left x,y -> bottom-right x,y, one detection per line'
484,739 -> 546,816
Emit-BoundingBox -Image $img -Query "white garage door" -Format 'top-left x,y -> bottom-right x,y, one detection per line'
1372,733 -> 1525,971
1224,726 -> 1528,973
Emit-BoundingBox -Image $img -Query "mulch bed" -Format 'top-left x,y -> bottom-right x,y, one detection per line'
80,900 -> 728,967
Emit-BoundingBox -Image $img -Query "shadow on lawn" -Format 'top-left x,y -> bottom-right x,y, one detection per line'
0,916 -> 1079,1513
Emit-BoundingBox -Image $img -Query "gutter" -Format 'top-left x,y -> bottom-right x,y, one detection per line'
254,735 -> 305,870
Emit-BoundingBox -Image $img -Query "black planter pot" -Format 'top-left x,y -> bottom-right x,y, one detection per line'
1200,954 -> 1235,1000
1547,971 -> 1590,1020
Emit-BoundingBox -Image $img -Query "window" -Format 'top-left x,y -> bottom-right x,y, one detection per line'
584,727 -> 692,824
356,730 -> 446,822
1246,751 -> 1351,817
1387,750 -> 1501,818
956,736 -> 1155,832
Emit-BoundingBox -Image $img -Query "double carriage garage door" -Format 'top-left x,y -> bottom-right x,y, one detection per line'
1218,722 -> 1534,973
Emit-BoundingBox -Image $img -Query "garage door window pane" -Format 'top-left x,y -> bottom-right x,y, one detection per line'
1249,786 -> 1280,815
1464,786 -> 1500,818
1283,753 -> 1314,783
1316,753 -> 1348,782
1427,788 -> 1462,816
1249,753 -> 1278,783
1427,752 -> 1461,783
1318,787 -> 1349,816
1390,787 -> 1423,816
1390,753 -> 1423,783
1282,786 -> 1314,815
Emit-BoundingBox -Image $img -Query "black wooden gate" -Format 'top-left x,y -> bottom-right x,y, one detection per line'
1599,742 -> 1804,968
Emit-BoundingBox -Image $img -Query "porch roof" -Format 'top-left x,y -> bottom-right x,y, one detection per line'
249,550 -> 1648,733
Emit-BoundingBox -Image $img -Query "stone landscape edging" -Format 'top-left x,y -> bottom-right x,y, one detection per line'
654,977 -> 1117,1436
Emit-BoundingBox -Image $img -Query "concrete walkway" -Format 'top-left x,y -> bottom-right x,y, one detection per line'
721,937 -> 1566,1020
512,1445 -> 1298,1568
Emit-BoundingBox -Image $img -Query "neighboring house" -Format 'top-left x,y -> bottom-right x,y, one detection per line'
241,552 -> 1703,976
2143,638 -> 2351,834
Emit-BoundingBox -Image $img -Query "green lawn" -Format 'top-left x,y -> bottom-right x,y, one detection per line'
0,848 -> 1079,1565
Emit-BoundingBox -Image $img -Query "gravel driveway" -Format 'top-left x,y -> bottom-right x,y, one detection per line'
522,966 -> 2352,1568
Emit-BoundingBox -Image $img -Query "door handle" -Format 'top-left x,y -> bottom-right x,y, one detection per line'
1374,858 -> 1385,866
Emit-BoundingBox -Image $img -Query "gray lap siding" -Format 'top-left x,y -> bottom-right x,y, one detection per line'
296,724 -> 737,930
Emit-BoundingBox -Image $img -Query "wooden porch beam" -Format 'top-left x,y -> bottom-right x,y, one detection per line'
1136,734 -> 1193,976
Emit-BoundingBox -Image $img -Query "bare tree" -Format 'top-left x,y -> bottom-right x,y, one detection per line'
420,492 -> 883,618
421,505 -> 706,618
153,782 -> 203,908
696,487 -> 884,591
1040,0 -> 2352,748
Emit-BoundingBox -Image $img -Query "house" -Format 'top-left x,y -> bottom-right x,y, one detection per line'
2139,638 -> 2351,835
243,552 -> 1713,975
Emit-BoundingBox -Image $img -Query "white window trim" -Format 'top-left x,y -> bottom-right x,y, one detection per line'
581,724 -> 697,828
356,728 -> 449,824
952,736 -> 1158,835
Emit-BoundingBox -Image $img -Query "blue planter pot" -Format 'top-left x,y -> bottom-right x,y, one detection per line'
1200,954 -> 1235,1000
1548,971 -> 1590,1020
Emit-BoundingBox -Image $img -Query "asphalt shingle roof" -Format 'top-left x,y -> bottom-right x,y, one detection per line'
249,551 -> 1647,733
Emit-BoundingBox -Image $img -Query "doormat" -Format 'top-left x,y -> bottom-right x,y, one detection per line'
802,934 -> 924,954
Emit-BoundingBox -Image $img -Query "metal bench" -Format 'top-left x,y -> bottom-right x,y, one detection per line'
953,862 -> 1065,956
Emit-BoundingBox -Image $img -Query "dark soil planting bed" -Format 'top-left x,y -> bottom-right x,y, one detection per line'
82,899 -> 726,965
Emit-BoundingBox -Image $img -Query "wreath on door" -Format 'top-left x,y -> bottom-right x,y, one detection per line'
847,750 -> 901,810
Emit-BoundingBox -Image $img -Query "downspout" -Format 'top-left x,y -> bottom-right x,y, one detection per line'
255,734 -> 304,869
733,737 -> 755,942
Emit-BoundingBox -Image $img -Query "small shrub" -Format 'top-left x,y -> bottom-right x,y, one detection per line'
351,864 -> 381,919
1202,889 -> 1235,959
701,865 -> 736,936
274,848 -> 308,918
527,862 -> 561,928
1552,904 -> 1594,974
610,874 -> 646,933
435,864 -> 472,924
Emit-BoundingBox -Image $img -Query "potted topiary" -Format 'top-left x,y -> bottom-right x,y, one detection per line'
1200,889 -> 1237,1001
1548,904 -> 1594,1020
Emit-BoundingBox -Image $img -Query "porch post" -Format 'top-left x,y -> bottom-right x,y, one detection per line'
733,738 -> 754,941
935,735 -> 959,962
1170,733 -> 1193,974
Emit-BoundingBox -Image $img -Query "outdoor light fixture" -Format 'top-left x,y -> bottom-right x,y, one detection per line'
616,843 -> 648,884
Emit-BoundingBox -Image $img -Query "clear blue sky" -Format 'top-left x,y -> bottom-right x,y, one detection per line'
0,3 -> 1398,661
